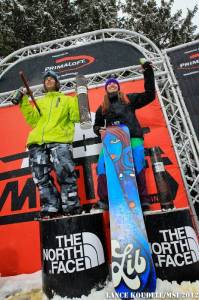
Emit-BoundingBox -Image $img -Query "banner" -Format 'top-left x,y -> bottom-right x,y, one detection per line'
167,41 -> 199,139
0,80 -> 190,275
0,40 -> 142,93
145,208 -> 199,282
40,213 -> 108,298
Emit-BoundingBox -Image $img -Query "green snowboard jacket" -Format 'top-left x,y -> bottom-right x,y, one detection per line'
19,91 -> 80,147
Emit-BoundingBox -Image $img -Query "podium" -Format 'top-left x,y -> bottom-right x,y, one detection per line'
144,208 -> 199,283
40,212 -> 109,299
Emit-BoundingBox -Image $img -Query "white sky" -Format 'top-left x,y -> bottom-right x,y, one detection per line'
156,0 -> 199,28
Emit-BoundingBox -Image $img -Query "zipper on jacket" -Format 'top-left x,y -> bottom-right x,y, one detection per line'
41,96 -> 54,143
56,97 -> 60,107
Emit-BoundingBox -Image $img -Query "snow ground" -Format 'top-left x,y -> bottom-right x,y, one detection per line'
0,271 -> 199,300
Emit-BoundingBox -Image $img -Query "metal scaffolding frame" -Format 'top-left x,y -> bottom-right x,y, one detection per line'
0,29 -> 198,228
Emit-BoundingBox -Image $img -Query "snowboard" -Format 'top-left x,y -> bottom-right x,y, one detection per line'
76,74 -> 92,129
102,124 -> 156,298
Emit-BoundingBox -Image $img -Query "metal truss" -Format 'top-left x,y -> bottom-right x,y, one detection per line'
0,61 -> 165,106
0,28 -> 164,104
0,29 -> 198,227
0,28 -> 161,78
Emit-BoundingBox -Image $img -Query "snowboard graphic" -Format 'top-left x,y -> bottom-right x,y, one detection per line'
102,125 -> 156,298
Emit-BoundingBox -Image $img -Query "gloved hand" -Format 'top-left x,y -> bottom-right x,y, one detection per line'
11,87 -> 27,105
139,58 -> 153,70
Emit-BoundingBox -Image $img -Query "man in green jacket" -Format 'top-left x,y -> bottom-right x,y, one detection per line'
13,70 -> 82,217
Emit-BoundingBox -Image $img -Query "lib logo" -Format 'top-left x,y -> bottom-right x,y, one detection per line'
112,240 -> 146,289
43,232 -> 105,274
151,226 -> 199,268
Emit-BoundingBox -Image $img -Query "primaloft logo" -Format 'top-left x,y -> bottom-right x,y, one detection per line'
151,226 -> 199,268
45,55 -> 95,73
177,49 -> 199,75
179,58 -> 199,68
43,232 -> 105,274
112,240 -> 146,289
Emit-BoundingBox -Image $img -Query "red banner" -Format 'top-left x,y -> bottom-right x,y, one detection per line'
0,80 -> 189,275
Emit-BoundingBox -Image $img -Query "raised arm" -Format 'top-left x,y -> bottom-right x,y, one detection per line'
127,62 -> 155,109
19,94 -> 40,128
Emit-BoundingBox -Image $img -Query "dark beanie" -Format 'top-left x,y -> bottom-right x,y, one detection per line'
43,70 -> 59,82
105,78 -> 120,92
43,70 -> 60,91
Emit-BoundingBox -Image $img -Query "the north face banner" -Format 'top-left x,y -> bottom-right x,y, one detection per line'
145,208 -> 199,282
0,40 -> 142,93
40,213 -> 108,299
167,42 -> 199,139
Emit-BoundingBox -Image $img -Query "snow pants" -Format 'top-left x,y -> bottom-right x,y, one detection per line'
28,143 -> 80,213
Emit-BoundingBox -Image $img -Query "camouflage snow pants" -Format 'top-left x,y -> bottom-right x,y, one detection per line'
28,143 -> 80,213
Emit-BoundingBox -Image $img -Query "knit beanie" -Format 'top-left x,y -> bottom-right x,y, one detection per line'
43,70 -> 60,91
43,70 -> 59,82
105,78 -> 120,92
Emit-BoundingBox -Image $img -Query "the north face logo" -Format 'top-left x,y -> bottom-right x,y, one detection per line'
151,226 -> 199,268
43,232 -> 105,274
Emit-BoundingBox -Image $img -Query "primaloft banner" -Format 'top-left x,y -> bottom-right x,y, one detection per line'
0,81 -> 190,276
167,41 -> 199,139
0,40 -> 142,93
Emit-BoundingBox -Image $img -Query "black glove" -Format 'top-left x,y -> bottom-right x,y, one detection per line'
140,58 -> 153,70
11,87 -> 26,105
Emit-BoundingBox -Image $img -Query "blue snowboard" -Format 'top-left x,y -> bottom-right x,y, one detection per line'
102,125 -> 156,298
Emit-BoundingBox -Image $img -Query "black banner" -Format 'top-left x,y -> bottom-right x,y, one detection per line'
0,40 -> 142,93
145,208 -> 199,283
167,42 -> 199,139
